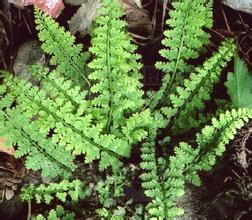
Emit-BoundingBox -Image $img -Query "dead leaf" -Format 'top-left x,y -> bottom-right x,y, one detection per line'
120,0 -> 153,39
8,0 -> 41,7
68,0 -> 100,37
64,0 -> 87,6
5,189 -> 14,200
119,0 -> 142,12
8,0 -> 64,18
0,137 -> 15,156
40,0 -> 65,18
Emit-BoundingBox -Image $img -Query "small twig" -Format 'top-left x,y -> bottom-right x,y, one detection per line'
18,9 -> 21,21
1,55 -> 7,69
0,165 -> 14,173
231,169 -> 241,179
151,0 -> 158,33
238,14 -> 249,33
208,28 -> 226,40
161,0 -> 168,32
221,6 -> 231,32
129,32 -> 160,46
140,91 -> 156,113
142,0 -> 152,8
27,201 -> 31,220
22,13 -> 31,35
129,32 -> 149,40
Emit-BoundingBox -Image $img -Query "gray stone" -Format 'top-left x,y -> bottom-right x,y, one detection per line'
222,0 -> 252,14
13,40 -> 45,81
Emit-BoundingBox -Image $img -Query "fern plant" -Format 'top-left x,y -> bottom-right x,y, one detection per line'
0,0 -> 251,219
150,0 -> 213,109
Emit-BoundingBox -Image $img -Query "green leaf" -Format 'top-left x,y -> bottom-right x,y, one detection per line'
226,55 -> 252,108
56,192 -> 67,202
55,205 -> 65,217
47,209 -> 58,220
34,214 -> 46,220
44,194 -> 53,204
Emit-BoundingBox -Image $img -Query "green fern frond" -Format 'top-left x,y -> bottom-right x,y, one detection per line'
162,142 -> 198,218
122,109 -> 153,144
161,39 -> 235,134
178,108 -> 252,188
150,0 -> 213,109
0,74 -> 76,179
0,108 -> 76,179
140,141 -> 196,219
1,1 -> 154,177
1,73 -> 125,173
88,0 -> 144,132
21,179 -> 87,203
0,1 -> 246,219
34,7 -> 90,87
21,180 -> 84,220
33,206 -> 75,220
192,108 -> 252,172
140,141 -> 166,218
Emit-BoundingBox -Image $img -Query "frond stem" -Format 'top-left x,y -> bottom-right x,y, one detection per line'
105,8 -> 113,132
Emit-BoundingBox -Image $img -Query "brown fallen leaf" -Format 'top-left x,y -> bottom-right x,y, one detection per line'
120,0 -> 153,41
68,0 -> 100,37
8,0 -> 65,18
64,0 -> 87,6
68,0 -> 152,42
5,189 -> 15,200
119,0 -> 142,12
0,137 -> 15,156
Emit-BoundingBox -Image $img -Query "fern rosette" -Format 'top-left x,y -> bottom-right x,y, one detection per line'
0,0 -> 250,219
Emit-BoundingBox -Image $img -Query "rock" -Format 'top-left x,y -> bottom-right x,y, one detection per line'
222,0 -> 252,14
13,40 -> 45,81
64,0 -> 87,6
